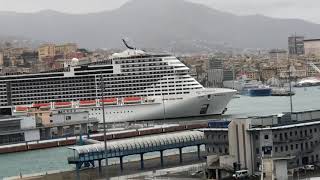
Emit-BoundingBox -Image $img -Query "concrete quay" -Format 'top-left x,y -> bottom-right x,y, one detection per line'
9,152 -> 206,180
0,123 -> 207,154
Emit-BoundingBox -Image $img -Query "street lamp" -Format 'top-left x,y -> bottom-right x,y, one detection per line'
100,74 -> 109,180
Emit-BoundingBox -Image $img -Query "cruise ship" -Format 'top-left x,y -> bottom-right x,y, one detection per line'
0,45 -> 236,123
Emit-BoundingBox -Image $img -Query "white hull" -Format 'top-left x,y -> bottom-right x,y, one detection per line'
86,88 -> 236,123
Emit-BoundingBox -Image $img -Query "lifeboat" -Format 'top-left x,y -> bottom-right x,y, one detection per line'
100,98 -> 117,105
55,102 -> 72,108
32,103 -> 50,108
79,100 -> 96,106
123,97 -> 142,104
15,106 -> 29,113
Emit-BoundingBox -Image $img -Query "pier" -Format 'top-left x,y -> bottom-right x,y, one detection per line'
67,130 -> 205,179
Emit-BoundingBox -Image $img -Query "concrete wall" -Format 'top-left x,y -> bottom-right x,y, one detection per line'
274,160 -> 288,180
263,159 -> 288,180
20,116 -> 36,129
219,155 -> 236,170
24,130 -> 40,141
228,119 -> 255,175
50,111 -> 89,125
263,159 -> 273,180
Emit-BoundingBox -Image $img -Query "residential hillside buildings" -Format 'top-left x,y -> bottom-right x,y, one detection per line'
38,44 -> 55,62
269,49 -> 288,62
38,43 -> 78,62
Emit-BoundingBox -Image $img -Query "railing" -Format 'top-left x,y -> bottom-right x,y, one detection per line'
273,135 -> 313,144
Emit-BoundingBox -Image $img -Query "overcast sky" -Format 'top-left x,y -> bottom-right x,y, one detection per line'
0,0 -> 319,24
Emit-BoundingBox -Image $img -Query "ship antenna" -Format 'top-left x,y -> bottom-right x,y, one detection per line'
122,39 -> 135,50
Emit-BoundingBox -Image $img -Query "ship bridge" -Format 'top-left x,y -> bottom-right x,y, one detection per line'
68,130 -> 205,177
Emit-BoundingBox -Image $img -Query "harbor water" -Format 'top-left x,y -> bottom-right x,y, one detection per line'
0,86 -> 320,179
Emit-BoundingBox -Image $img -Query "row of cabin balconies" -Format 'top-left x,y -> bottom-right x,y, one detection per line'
11,84 -> 198,98
114,58 -> 162,64
121,62 -> 168,68
11,79 -> 94,87
9,74 -> 192,91
11,83 -> 95,91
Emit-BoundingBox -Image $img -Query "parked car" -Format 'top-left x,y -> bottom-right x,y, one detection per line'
304,165 -> 315,171
233,170 -> 249,179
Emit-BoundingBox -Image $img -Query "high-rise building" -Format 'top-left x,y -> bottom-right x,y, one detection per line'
288,35 -> 304,55
208,57 -> 223,87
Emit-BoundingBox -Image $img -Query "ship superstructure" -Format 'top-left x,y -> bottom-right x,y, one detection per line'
0,49 -> 236,122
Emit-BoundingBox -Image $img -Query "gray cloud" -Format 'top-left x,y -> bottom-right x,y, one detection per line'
0,0 -> 128,13
0,0 -> 319,23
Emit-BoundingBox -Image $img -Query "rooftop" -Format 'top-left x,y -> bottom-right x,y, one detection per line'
0,116 -> 21,122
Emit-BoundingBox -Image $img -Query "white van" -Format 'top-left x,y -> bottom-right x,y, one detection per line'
304,165 -> 315,171
232,170 -> 249,179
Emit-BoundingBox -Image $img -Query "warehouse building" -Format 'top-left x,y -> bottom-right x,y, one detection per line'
0,116 -> 40,144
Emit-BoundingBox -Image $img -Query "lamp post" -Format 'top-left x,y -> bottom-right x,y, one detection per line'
100,74 -> 108,180
288,59 -> 293,115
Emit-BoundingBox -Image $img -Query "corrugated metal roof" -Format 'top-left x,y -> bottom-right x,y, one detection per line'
68,130 -> 204,154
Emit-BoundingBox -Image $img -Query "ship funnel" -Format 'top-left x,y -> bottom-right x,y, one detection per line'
122,39 -> 135,50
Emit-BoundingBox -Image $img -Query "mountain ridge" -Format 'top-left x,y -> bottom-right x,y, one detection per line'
0,0 -> 319,52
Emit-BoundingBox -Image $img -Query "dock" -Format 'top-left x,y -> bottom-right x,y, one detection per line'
0,123 -> 207,154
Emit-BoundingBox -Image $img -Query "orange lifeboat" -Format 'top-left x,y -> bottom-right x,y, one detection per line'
100,98 -> 117,105
79,100 -> 96,106
15,106 -> 29,113
32,103 -> 50,108
123,97 -> 142,104
55,102 -> 72,108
